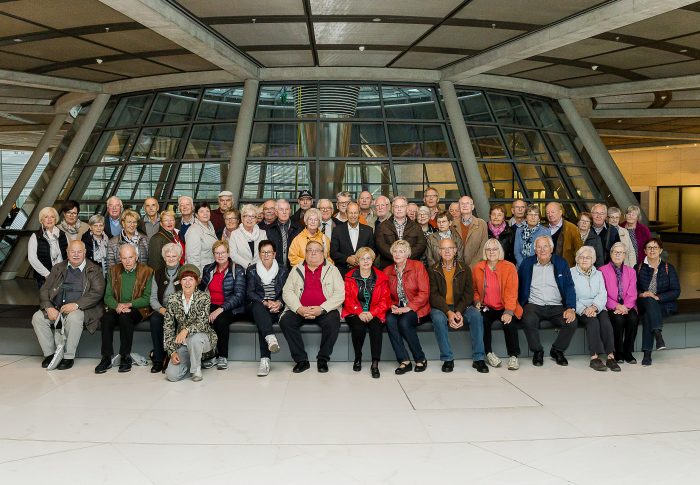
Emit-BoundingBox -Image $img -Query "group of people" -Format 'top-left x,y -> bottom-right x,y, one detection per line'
28,187 -> 680,381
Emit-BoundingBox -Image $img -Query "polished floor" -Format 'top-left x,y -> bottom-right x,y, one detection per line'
1,349 -> 699,484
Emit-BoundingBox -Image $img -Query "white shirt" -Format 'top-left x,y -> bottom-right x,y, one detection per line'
549,219 -> 563,235
27,227 -> 64,277
347,223 -> 360,251
320,218 -> 333,240
182,293 -> 193,315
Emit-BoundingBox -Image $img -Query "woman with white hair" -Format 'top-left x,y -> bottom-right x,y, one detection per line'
28,206 -> 68,286
230,204 -> 267,268
606,207 -> 636,267
571,246 -> 619,372
185,202 -> 217,272
287,208 -> 333,266
149,242 -> 183,373
82,214 -> 109,276
620,205 -> 651,266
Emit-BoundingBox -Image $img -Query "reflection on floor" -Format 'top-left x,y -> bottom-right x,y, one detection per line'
0,350 -> 699,484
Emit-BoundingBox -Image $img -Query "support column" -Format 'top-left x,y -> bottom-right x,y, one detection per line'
227,78 -> 259,204
439,80 -> 490,219
0,113 -> 69,225
559,98 -> 641,219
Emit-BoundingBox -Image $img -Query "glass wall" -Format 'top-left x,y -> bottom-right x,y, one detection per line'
0,150 -> 50,228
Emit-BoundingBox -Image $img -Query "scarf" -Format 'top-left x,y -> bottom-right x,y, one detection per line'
43,226 -> 62,265
488,221 -> 506,238
119,230 -> 141,257
520,225 -> 538,259
221,227 -> 234,241
238,225 -> 261,243
438,230 -> 452,240
579,230 -> 589,243
576,265 -> 593,278
613,263 -> 624,303
256,259 -> 279,286
59,219 -> 82,236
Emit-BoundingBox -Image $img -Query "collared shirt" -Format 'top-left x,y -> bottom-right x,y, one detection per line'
142,216 -> 160,239
320,219 -> 333,240
347,222 -> 360,251
593,223 -> 606,235
509,216 -> 526,229
109,217 -> 122,236
528,260 -> 562,306
548,219 -> 563,235
300,263 -> 327,307
393,217 -> 407,240
68,259 -> 87,272
182,293 -> 193,315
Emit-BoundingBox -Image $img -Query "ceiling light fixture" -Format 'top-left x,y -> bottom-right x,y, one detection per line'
617,119 -> 622,123
251,18 -> 256,23
661,95 -> 667,100
680,49 -> 688,53
105,27 -> 110,32
372,18 -> 381,22
591,65 -> 599,70
358,45 -> 365,51
615,36 -> 620,41
13,38 -> 21,42
96,58 -> 103,64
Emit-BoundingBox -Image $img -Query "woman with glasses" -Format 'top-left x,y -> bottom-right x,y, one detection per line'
218,209 -> 240,242
621,205 -> 652,266
287,208 -> 332,267
59,200 -> 89,241
425,210 -> 463,267
83,214 -> 109,276
230,204 -> 267,269
607,207 -> 636,267
105,209 -> 149,268
636,238 -> 680,366
487,204 -> 516,264
577,212 -> 604,268
514,204 -> 550,268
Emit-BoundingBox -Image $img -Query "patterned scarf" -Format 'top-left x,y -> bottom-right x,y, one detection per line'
576,265 -> 593,278
613,263 -> 624,303
59,219 -> 82,237
43,227 -> 62,265
579,230 -> 589,243
520,225 -> 538,259
395,264 -> 407,306
488,221 -> 506,238
119,230 -> 141,257
438,230 -> 452,240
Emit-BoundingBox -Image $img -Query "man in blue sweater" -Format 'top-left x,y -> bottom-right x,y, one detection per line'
518,235 -> 577,366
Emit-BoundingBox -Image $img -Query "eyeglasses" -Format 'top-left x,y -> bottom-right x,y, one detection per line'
214,251 -> 228,256
485,248 -> 499,252
645,246 -> 660,251
306,249 -> 322,254
439,247 -> 457,251
65,210 -> 79,215
579,256 -> 594,260
260,250 -> 274,255
611,251 -> 625,255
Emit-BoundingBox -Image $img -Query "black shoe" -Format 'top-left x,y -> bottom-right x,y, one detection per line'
441,360 -> 454,373
472,360 -> 489,373
41,354 -> 54,368
151,361 -> 163,373
606,359 -> 621,372
532,350 -> 544,367
95,356 -> 112,374
57,359 -> 74,370
353,358 -> 362,372
642,350 -> 652,366
550,349 -> 568,366
624,352 -> 637,364
654,331 -> 666,350
589,357 -> 607,371
118,355 -> 132,373
414,360 -> 427,372
317,360 -> 329,373
292,360 -> 310,373
371,364 -> 380,379
614,352 -> 624,363
395,361 -> 412,375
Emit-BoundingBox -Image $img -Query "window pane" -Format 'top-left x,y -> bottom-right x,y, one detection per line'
184,123 -> 235,159
526,98 -> 564,131
115,164 -> 174,200
487,92 -> 534,126
89,129 -> 137,164
468,125 -> 507,159
318,122 -> 386,158
241,161 -> 314,200
564,167 -> 598,200
173,163 -> 228,200
197,87 -> 243,121
249,122 -> 316,157
382,86 -> 439,119
131,126 -> 186,162
455,89 -> 493,122
387,124 -> 449,157
516,163 -> 570,199
480,162 -> 524,199
146,89 -> 200,124
317,161 -> 393,199
70,166 -> 122,200
503,129 -> 551,162
107,94 -> 152,128
355,86 -> 383,118
546,132 -> 579,164
256,85 -> 298,119
393,162 -> 460,199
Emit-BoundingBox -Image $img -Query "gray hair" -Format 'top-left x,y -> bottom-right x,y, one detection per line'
38,206 -> 59,225
239,204 -> 258,218
303,207 -> 321,224
575,245 -> 596,262
390,239 -> 411,255
626,205 -> 641,217
417,205 -> 431,216
178,195 -> 193,206
610,242 -> 626,255
88,214 -> 105,226
534,235 -> 554,249
607,206 -> 622,217
317,198 -> 333,209
336,191 -> 352,200
161,242 -> 183,260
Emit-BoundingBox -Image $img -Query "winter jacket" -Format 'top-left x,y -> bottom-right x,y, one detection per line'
383,259 -> 430,318
342,267 -> 392,323
635,259 -> 680,314
518,254 -> 576,310
246,263 -> 289,304
570,265 -> 607,315
199,258 -> 246,315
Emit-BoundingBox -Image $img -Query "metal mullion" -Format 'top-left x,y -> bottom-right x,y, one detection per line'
379,81 -> 398,197
129,165 -> 147,200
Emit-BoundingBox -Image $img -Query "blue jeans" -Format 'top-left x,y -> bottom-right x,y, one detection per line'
430,306 -> 485,362
638,297 -> 668,351
386,310 -> 425,362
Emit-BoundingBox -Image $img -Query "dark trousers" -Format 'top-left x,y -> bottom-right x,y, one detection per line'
638,297 -> 668,351
248,301 -> 280,359
100,308 -> 143,357
149,311 -> 166,362
345,314 -> 383,361
279,309 -> 341,363
608,309 -> 638,355
482,308 -> 521,357
579,312 -> 614,356
210,304 -> 247,358
521,304 -> 577,353
385,310 -> 425,362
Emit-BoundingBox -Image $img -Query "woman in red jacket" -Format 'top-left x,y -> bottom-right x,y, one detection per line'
384,239 -> 431,374
342,247 -> 391,379
472,239 -> 523,371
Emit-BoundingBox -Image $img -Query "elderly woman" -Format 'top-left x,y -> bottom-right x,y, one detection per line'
342,247 -> 391,379
148,210 -> 183,273
417,206 -> 435,237
230,204 -> 267,268
288,208 -> 333,266
425,211 -> 463,267
164,264 -> 218,382
218,208 -> 240,242
472,239 -> 523,371
106,209 -> 149,268
59,200 -> 89,241
571,246 -> 619,372
636,238 -> 680,366
600,242 -> 638,364
577,212 -> 604,267
82,214 -> 109,276
185,202 -> 218,272
487,204 -> 516,264
246,240 -> 289,377
607,207 -> 636,267
28,207 -> 68,286
149,242 -> 183,373
621,205 -> 652,266
199,240 -> 246,370
384,239 -> 430,374
514,204 -> 550,268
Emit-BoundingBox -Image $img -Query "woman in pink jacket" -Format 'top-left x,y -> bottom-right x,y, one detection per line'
599,242 -> 638,364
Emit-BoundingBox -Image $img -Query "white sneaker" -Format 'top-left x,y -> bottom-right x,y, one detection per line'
265,335 -> 280,353
507,356 -> 519,370
216,356 -> 228,370
486,352 -> 502,368
257,357 -> 271,377
192,368 -> 203,381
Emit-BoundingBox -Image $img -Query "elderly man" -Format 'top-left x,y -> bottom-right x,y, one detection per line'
210,190 -> 233,233
104,196 -> 123,238
259,199 -> 278,229
279,240 -> 344,373
95,244 -> 154,374
317,198 -> 338,240
375,195 -> 427,269
266,199 -> 302,267
358,190 -> 376,227
334,191 -> 352,223
330,202 -> 375,275
374,195 -> 391,231
423,186 -> 440,228
448,202 -> 460,221
31,240 -> 105,370
406,202 -> 419,222
291,189 -> 314,228
518,235 -> 577,367
509,199 -> 527,229
546,202 -> 581,266
138,197 -> 160,240
591,203 -> 620,264
453,195 -> 487,268
175,195 -> 195,239
428,238 -> 488,373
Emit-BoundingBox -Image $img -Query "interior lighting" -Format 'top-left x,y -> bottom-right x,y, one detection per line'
13,38 -> 21,42
358,45 -> 365,51
372,18 -> 381,22
105,27 -> 110,32
680,49 -> 688,53
591,65 -> 599,70
96,58 -> 103,64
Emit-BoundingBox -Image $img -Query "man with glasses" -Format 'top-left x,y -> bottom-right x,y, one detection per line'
509,199 -> 528,229
375,196 -> 426,269
258,199 -> 278,230
423,186 -> 440,228
335,191 -> 352,224
590,203 -> 620,264
428,238 -> 487,373
317,199 -> 338,240
279,241 -> 344,373
266,199 -> 301,268
175,195 -> 195,239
